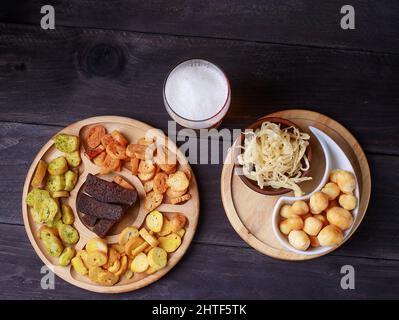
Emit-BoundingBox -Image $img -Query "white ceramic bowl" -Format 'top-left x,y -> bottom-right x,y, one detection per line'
271,127 -> 359,255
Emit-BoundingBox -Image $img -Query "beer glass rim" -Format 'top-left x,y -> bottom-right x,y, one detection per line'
163,58 -> 231,123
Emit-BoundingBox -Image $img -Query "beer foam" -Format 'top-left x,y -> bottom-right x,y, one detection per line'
164,60 -> 228,121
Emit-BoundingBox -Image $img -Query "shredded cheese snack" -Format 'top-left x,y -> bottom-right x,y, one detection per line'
237,122 -> 312,196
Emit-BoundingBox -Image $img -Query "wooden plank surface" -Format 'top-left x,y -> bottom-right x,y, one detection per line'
1,223 -> 398,300
0,24 -> 398,155
1,1 -> 399,53
1,122 -> 398,261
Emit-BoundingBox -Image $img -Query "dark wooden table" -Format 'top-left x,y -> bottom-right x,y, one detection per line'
0,1 -> 398,299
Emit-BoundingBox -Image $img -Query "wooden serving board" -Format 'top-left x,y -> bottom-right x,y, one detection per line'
22,116 -> 200,293
221,109 -> 371,261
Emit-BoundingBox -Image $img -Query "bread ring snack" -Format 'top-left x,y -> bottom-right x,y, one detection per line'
130,156 -> 140,176
100,155 -> 120,174
139,160 -> 156,174
89,266 -> 119,286
86,238 -> 108,254
157,217 -> 173,236
106,141 -> 127,160
146,211 -> 164,233
169,213 -> 187,232
31,160 -> 48,188
159,233 -> 182,253
153,172 -> 168,194
131,241 -> 149,257
166,188 -> 187,199
111,130 -> 128,147
113,176 -> 134,190
144,191 -> 163,213
114,255 -> 128,276
138,170 -> 156,183
139,228 -> 159,247
167,171 -> 189,192
86,250 -> 108,267
101,133 -> 114,148
86,125 -> 106,149
170,194 -> 191,205
118,227 -> 140,246
147,247 -> 167,270
126,144 -> 149,160
124,237 -> 144,257
71,256 -> 88,275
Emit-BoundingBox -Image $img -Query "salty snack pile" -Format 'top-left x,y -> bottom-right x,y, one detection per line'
26,133 -> 81,266
77,174 -> 138,237
82,125 -> 192,212
279,169 -> 357,251
72,211 -> 187,286
238,121 -> 312,196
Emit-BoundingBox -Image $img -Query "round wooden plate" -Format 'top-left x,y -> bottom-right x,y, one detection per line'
22,116 -> 199,293
221,109 -> 371,260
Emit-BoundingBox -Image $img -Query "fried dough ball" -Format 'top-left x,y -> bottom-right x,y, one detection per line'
303,217 -> 323,236
279,217 -> 304,235
291,201 -> 309,216
310,192 -> 329,214
321,182 -> 340,200
327,199 -> 339,210
317,225 -> 343,246
288,230 -> 310,251
313,214 -> 328,227
280,205 -> 296,219
335,171 -> 356,194
310,236 -> 320,247
338,194 -> 357,211
330,169 -> 344,183
326,207 -> 353,230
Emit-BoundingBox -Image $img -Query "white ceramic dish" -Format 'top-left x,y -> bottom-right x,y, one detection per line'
272,127 -> 359,255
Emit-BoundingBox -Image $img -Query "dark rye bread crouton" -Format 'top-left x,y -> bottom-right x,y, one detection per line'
93,219 -> 116,238
84,174 -> 137,205
80,214 -> 97,228
77,193 -> 124,221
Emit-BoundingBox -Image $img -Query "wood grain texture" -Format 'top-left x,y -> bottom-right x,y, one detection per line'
1,223 -> 399,299
1,122 -> 399,261
1,1 -> 399,53
0,24 -> 398,154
